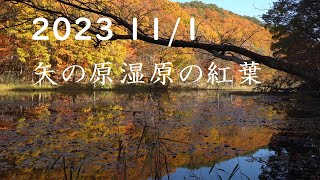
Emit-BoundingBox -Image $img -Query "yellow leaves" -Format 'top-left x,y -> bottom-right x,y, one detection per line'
111,105 -> 123,111
209,128 -> 219,140
16,117 -> 27,131
163,1 -> 180,12
32,150 -> 42,157
16,48 -> 28,63
82,107 -> 92,113
104,113 -> 113,119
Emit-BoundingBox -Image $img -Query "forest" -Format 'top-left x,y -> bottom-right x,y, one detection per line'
0,0 -> 318,91
0,0 -> 320,179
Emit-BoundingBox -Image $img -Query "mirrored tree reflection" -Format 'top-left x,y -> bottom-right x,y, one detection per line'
1,91 -> 318,179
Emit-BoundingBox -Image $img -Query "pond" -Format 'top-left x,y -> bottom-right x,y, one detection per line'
0,90 -> 319,179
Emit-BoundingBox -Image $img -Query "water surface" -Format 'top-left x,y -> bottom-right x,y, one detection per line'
0,91 -> 319,179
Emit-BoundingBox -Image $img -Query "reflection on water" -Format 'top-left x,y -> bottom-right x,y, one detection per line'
163,149 -> 275,180
0,91 -> 319,179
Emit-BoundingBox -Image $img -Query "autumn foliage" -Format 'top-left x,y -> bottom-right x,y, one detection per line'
0,0 -> 274,86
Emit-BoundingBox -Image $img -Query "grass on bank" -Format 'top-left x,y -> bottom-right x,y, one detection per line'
0,83 -> 254,93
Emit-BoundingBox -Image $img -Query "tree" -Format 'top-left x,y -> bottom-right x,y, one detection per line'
263,0 -> 320,71
2,0 -> 320,85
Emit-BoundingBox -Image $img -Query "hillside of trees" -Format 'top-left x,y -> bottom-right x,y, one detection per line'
0,0 -> 275,88
1,0 -> 319,90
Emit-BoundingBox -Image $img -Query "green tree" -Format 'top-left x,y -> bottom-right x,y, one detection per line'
263,0 -> 320,70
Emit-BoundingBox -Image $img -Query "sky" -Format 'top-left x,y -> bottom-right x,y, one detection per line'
173,0 -> 277,19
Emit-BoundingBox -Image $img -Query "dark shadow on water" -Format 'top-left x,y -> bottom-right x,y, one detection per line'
260,94 -> 320,179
